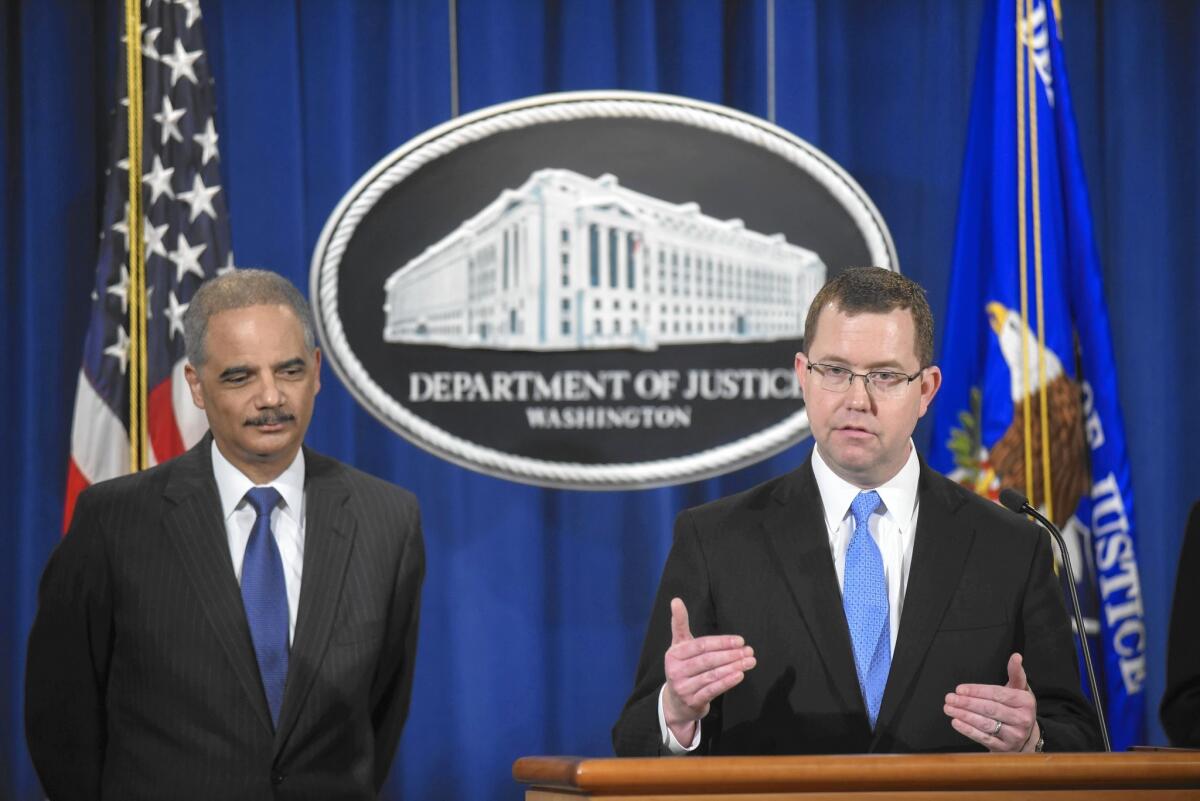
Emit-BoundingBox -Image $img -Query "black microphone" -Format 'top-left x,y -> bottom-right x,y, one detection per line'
998,488 -> 1112,752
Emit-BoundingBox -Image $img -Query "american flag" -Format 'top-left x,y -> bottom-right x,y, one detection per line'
64,0 -> 232,528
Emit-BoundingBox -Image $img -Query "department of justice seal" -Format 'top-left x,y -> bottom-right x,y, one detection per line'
310,91 -> 896,489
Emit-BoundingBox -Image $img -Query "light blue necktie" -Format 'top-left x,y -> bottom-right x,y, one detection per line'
242,486 -> 289,728
843,490 -> 890,729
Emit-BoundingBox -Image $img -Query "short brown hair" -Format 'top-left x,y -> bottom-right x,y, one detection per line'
183,269 -> 317,366
803,267 -> 935,367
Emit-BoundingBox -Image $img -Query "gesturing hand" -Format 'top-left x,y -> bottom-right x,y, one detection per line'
661,597 -> 756,745
943,653 -> 1041,752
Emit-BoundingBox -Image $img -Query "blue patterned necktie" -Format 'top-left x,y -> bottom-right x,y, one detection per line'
843,490 -> 890,729
242,486 -> 289,728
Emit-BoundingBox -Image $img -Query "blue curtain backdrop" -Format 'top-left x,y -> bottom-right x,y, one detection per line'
2,2 -> 1197,799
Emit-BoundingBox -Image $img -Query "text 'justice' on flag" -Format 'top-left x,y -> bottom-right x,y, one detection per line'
64,0 -> 233,529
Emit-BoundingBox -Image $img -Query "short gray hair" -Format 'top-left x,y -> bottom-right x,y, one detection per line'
183,269 -> 317,366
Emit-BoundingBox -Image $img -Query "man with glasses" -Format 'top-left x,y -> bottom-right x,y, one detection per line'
613,267 -> 1099,756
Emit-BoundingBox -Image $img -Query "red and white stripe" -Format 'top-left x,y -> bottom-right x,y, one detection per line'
63,360 -> 208,530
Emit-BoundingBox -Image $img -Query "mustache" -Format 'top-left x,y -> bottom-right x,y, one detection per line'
245,410 -> 296,427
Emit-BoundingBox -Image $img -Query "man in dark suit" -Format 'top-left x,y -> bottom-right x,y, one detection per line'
26,269 -> 424,800
1161,500 -> 1200,747
613,267 -> 1099,756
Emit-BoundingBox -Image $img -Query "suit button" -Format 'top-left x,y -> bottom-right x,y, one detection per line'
271,772 -> 285,786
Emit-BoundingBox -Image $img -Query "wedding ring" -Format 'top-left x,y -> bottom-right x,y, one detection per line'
991,719 -> 1003,737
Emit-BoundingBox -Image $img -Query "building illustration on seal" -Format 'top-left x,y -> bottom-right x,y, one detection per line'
382,168 -> 826,351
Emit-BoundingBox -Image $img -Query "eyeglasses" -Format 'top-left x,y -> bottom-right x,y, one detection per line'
805,362 -> 925,398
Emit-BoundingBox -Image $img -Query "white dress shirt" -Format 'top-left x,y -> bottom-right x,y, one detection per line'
659,443 -> 922,753
211,441 -> 306,645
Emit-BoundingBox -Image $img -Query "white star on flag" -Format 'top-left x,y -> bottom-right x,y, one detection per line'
107,263 -> 130,314
218,252 -> 237,275
164,290 -> 188,340
143,25 -> 162,60
193,117 -> 220,166
177,173 -> 220,222
161,37 -> 202,87
144,219 -> 170,259
111,202 -> 131,251
169,233 -> 207,283
145,286 -> 154,319
154,94 -> 186,144
143,154 -> 175,204
177,0 -> 203,28
104,325 -> 131,374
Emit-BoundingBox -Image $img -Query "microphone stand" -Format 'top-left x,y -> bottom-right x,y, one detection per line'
999,488 -> 1112,752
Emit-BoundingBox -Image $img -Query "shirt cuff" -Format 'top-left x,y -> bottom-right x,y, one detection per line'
657,684 -> 702,753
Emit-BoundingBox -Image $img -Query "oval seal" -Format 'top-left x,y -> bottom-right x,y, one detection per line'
310,91 -> 897,489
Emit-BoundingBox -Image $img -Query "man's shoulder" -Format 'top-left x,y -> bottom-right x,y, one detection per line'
305,449 -> 419,512
63,451 -> 202,551
920,465 -> 1042,545
74,455 -> 177,515
677,467 -> 801,535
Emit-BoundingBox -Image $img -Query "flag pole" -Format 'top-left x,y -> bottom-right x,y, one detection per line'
1024,0 -> 1055,524
124,0 -> 148,472
1016,0 -> 1034,502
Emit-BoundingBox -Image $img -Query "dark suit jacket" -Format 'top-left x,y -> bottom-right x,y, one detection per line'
1161,500 -> 1200,747
612,457 -> 1099,755
26,436 -> 424,801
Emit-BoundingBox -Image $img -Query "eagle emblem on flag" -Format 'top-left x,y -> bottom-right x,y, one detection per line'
948,302 -> 1090,529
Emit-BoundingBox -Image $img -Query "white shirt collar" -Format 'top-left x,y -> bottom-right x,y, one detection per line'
811,441 -> 920,534
211,440 -> 306,523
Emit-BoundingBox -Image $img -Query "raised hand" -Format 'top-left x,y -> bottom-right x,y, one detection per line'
661,597 -> 756,744
943,652 -> 1040,752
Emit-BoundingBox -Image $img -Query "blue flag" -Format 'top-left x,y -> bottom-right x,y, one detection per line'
929,0 -> 1144,750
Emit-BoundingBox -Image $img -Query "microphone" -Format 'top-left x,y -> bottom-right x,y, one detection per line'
998,488 -> 1112,752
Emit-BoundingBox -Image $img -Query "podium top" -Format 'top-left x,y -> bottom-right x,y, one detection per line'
513,752 -> 1200,795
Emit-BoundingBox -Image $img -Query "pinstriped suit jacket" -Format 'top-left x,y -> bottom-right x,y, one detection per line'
26,436 -> 424,801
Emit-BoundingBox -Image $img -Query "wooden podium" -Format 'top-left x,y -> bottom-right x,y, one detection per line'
513,753 -> 1200,800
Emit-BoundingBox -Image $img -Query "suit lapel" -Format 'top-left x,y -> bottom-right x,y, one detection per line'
873,462 -> 974,738
163,437 -> 275,733
274,449 -> 355,752
761,460 -> 866,718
